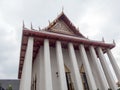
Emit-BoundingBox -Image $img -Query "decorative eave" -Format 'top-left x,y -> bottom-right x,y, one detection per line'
18,29 -> 115,79
22,29 -> 115,48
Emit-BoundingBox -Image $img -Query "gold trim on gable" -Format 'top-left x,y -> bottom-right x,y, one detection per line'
50,20 -> 75,35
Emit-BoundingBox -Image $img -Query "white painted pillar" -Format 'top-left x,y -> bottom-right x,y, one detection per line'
68,43 -> 83,90
89,46 -> 109,90
44,39 -> 53,90
97,47 -> 118,90
19,37 -> 33,90
56,41 -> 68,90
79,44 -> 97,90
107,49 -> 120,82
38,46 -> 45,90
87,52 -> 102,90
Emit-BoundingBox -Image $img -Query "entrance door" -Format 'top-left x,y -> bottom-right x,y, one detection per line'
65,65 -> 74,90
81,72 -> 89,90
80,65 -> 89,90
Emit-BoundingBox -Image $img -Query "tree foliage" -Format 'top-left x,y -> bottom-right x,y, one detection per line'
6,84 -> 12,90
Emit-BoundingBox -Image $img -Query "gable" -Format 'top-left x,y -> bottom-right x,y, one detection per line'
50,20 -> 75,35
44,12 -> 85,37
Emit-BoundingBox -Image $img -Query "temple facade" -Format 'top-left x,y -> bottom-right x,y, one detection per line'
18,12 -> 120,90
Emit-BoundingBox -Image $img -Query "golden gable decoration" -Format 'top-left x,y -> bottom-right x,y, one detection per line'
51,20 -> 74,35
45,12 -> 85,37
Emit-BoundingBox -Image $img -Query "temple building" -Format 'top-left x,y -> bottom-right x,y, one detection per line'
18,12 -> 120,90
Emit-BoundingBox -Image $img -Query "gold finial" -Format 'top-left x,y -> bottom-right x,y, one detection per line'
102,37 -> 105,42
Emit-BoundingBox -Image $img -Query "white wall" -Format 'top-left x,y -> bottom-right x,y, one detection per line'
32,46 -> 45,90
32,45 -> 101,90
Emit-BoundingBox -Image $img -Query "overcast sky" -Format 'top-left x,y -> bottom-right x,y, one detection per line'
0,0 -> 120,80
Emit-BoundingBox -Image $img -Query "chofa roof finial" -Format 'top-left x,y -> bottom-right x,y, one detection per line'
87,36 -> 89,39
48,20 -> 51,25
31,22 -> 33,30
113,40 -> 116,45
102,37 -> 105,42
38,27 -> 41,31
62,6 -> 64,13
23,20 -> 25,29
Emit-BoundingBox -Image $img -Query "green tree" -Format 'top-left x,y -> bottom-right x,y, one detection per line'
7,84 -> 12,90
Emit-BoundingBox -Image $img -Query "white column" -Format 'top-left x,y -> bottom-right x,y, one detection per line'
56,41 -> 68,90
19,37 -> 33,90
38,46 -> 45,90
107,49 -> 120,82
89,46 -> 109,90
68,43 -> 83,90
44,39 -> 53,90
97,47 -> 118,90
79,44 -> 97,90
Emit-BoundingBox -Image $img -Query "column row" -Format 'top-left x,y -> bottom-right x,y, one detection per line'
49,40 -> 120,90
97,47 -> 118,90
20,38 -> 120,90
107,49 -> 120,83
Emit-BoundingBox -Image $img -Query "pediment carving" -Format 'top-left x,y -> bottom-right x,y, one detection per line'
50,20 -> 75,35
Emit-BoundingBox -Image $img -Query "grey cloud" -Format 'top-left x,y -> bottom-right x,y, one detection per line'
0,0 -> 120,79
